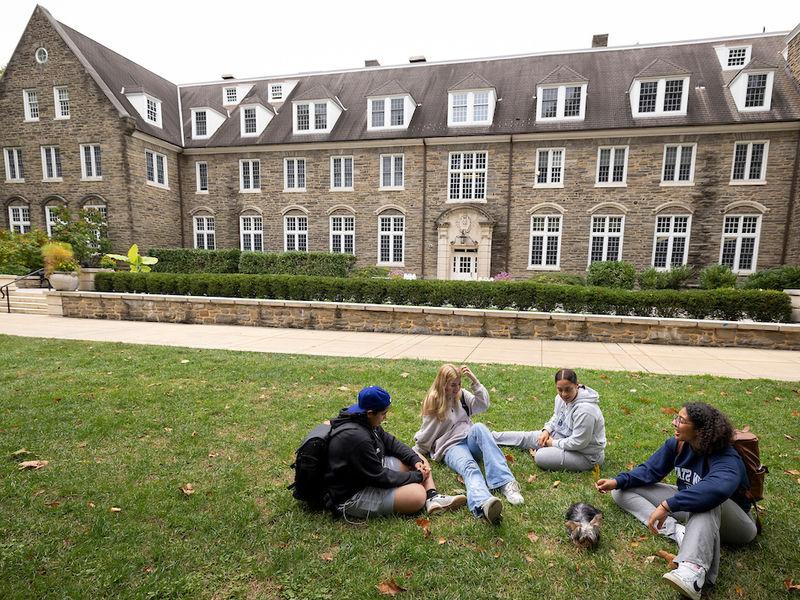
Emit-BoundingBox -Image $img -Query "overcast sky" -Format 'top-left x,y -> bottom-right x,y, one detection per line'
2,1 -> 798,84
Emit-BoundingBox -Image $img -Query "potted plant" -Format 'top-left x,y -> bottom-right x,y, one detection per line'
42,242 -> 80,291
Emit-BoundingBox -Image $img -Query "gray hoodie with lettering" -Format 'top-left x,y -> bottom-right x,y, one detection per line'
544,385 -> 606,463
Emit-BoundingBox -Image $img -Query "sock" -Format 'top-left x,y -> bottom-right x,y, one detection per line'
426,488 -> 438,500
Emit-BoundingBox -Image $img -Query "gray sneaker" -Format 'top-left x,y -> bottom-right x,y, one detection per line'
500,480 -> 524,505
480,497 -> 503,524
425,493 -> 467,515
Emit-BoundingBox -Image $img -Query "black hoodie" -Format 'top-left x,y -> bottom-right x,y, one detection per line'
325,408 -> 423,506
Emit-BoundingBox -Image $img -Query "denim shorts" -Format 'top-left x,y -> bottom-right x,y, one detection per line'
338,456 -> 403,520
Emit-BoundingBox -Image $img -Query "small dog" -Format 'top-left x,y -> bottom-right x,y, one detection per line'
565,502 -> 603,549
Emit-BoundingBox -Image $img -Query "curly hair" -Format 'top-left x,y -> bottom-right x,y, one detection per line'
683,402 -> 735,455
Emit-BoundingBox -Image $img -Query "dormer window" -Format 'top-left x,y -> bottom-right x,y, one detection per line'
243,108 -> 257,134
536,84 -> 587,121
125,91 -> 163,128
271,84 -> 283,101
238,104 -> 273,138
191,107 -> 226,140
727,47 -> 748,67
715,45 -> 752,70
744,74 -> 767,108
293,101 -> 336,134
368,96 -> 412,130
630,78 -> 689,117
447,90 -> 495,126
729,66 -> 774,112
315,103 -> 327,129
225,87 -> 237,104
194,110 -> 207,137
146,97 -> 158,123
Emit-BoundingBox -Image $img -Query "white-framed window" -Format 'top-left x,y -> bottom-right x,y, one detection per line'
240,214 -> 264,252
284,214 -> 308,251
83,202 -> 107,243
448,151 -> 487,201
35,47 -> 48,64
242,107 -> 257,136
535,148 -> 564,187
380,154 -> 404,189
378,214 -> 404,264
53,87 -> 70,119
23,90 -> 39,121
41,146 -> 62,181
595,146 -> 627,186
146,97 -> 159,123
193,215 -> 215,250
536,84 -> 587,121
448,90 -> 493,126
730,141 -> 768,184
8,205 -> 31,233
240,159 -> 261,192
330,156 -> 354,190
368,96 -> 408,130
720,214 -> 761,273
296,104 -> 310,131
145,149 -> 168,187
271,84 -> 283,101
727,47 -> 749,68
330,214 -> 355,254
744,74 -> 768,108
196,161 -> 208,193
4,148 -> 24,182
45,204 -> 65,237
528,215 -> 562,269
652,215 -> 691,269
80,144 -> 102,180
224,87 -> 238,104
661,144 -> 695,185
293,101 -> 334,134
631,78 -> 689,117
589,215 -> 624,264
284,158 -> 306,191
194,110 -> 207,138
314,103 -> 327,129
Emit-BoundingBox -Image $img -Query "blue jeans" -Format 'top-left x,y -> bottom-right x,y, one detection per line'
443,423 -> 515,517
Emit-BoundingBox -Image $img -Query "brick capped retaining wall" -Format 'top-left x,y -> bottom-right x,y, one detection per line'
49,291 -> 800,350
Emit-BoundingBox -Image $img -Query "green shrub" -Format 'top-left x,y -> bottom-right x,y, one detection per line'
238,251 -> 356,277
742,265 -> 800,290
351,266 -> 390,279
149,248 -> 240,273
529,272 -> 585,286
699,264 -> 737,289
92,272 -> 792,322
638,266 -> 694,290
0,229 -> 50,275
586,261 -> 636,289
50,207 -> 110,267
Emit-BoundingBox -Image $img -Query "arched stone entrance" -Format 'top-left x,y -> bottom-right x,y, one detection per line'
435,206 -> 495,280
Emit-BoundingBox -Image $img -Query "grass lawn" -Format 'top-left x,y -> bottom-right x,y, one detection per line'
1,334 -> 798,600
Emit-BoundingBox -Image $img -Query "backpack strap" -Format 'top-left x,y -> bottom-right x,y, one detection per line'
460,394 -> 471,417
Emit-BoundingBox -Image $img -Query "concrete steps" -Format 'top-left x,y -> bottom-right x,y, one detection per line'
0,288 -> 49,315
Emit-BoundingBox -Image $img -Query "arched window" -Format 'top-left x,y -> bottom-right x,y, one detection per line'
376,208 -> 404,265
7,198 -> 31,233
43,197 -> 66,237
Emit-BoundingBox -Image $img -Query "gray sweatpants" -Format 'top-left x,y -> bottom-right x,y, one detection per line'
611,483 -> 757,584
491,429 -> 601,472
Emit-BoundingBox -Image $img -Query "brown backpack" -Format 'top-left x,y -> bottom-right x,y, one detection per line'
733,427 -> 767,503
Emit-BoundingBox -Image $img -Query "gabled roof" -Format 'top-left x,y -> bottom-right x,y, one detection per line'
634,58 -> 691,78
366,79 -> 411,97
740,57 -> 778,71
448,72 -> 495,91
292,84 -> 337,102
538,65 -> 589,85
36,7 -> 182,146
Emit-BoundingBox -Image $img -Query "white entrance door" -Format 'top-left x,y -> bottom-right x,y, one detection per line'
452,251 -> 478,280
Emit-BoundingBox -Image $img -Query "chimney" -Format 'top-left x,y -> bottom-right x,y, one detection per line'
221,74 -> 235,80
591,34 -> 609,48
409,55 -> 427,64
786,23 -> 800,84
365,59 -> 380,67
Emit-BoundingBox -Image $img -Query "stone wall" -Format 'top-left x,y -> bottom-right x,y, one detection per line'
55,291 -> 800,350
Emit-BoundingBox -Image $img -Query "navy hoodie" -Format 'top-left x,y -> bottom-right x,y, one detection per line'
614,437 -> 751,513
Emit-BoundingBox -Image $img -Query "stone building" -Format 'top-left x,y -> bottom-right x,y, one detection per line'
2,6 -> 800,280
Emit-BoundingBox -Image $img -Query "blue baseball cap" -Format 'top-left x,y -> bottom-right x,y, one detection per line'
346,386 -> 392,414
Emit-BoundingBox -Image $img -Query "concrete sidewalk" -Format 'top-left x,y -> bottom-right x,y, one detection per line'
1,313 -> 798,380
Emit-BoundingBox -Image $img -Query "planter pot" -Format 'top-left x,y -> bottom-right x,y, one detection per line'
78,268 -> 113,291
49,272 -> 80,292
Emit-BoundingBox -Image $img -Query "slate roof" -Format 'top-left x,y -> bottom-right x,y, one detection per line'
634,58 -> 691,78
366,79 -> 411,97
448,72 -> 496,91
538,65 -> 589,85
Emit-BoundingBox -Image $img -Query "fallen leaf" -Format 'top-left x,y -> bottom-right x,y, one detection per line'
110,507 -> 122,513
437,538 -> 447,545
208,452 -> 220,458
191,431 -> 197,437
719,390 -> 728,397
415,517 -> 431,537
11,448 -> 31,457
745,390 -> 753,395
629,388 -> 637,393
626,462 -> 636,470
734,585 -> 745,597
490,387 -> 497,393
599,374 -> 609,380
527,474 -> 538,483
528,448 -> 537,459
784,579 -> 800,591
18,460 -> 48,470
660,406 -> 678,415
76,441 -> 88,448
320,545 -> 340,561
592,464 -> 601,480
526,531 -> 539,543
656,550 -> 677,569
45,500 -> 60,508
32,490 -> 45,497
337,386 -> 349,392
785,434 -> 796,441
457,475 -> 465,484
504,453 -> 515,463
180,483 -> 195,496
180,359 -> 190,364
493,552 -> 502,558
792,410 -> 800,417
164,427 -> 173,433
87,502 -> 95,509
620,405 -> 632,415
785,470 -> 800,476
400,372 -> 409,378
575,564 -> 581,574
551,481 -> 560,489
644,556 -> 656,564
143,566 -> 155,574
630,541 -> 640,548
523,555 -> 534,564
376,579 -> 406,596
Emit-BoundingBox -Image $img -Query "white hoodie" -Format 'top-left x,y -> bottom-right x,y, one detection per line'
544,385 -> 606,461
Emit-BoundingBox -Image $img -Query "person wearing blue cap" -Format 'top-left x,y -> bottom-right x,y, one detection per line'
325,385 -> 466,522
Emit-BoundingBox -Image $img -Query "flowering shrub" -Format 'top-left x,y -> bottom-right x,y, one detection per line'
493,272 -> 511,281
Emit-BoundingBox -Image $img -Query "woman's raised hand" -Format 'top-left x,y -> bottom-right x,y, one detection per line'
461,365 -> 479,384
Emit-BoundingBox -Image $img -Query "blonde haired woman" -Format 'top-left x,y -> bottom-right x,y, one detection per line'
413,364 -> 523,524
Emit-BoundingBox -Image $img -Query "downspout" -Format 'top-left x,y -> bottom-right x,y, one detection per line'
781,128 -> 800,264
177,87 -> 186,248
121,117 -> 136,251
421,139 -> 428,279
505,136 -> 513,273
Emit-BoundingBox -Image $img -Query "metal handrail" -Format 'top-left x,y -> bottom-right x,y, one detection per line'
0,268 -> 51,313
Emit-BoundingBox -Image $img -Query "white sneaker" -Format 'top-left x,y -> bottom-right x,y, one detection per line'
663,561 -> 705,600
480,497 -> 503,524
425,493 -> 467,515
500,480 -> 524,505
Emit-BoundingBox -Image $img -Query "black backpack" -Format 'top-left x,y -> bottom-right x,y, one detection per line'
288,423 -> 332,510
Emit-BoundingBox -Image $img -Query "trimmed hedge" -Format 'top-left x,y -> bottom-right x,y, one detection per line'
586,261 -> 636,289
149,248 -> 240,273
742,266 -> 800,290
239,251 -> 356,277
94,272 -> 792,322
